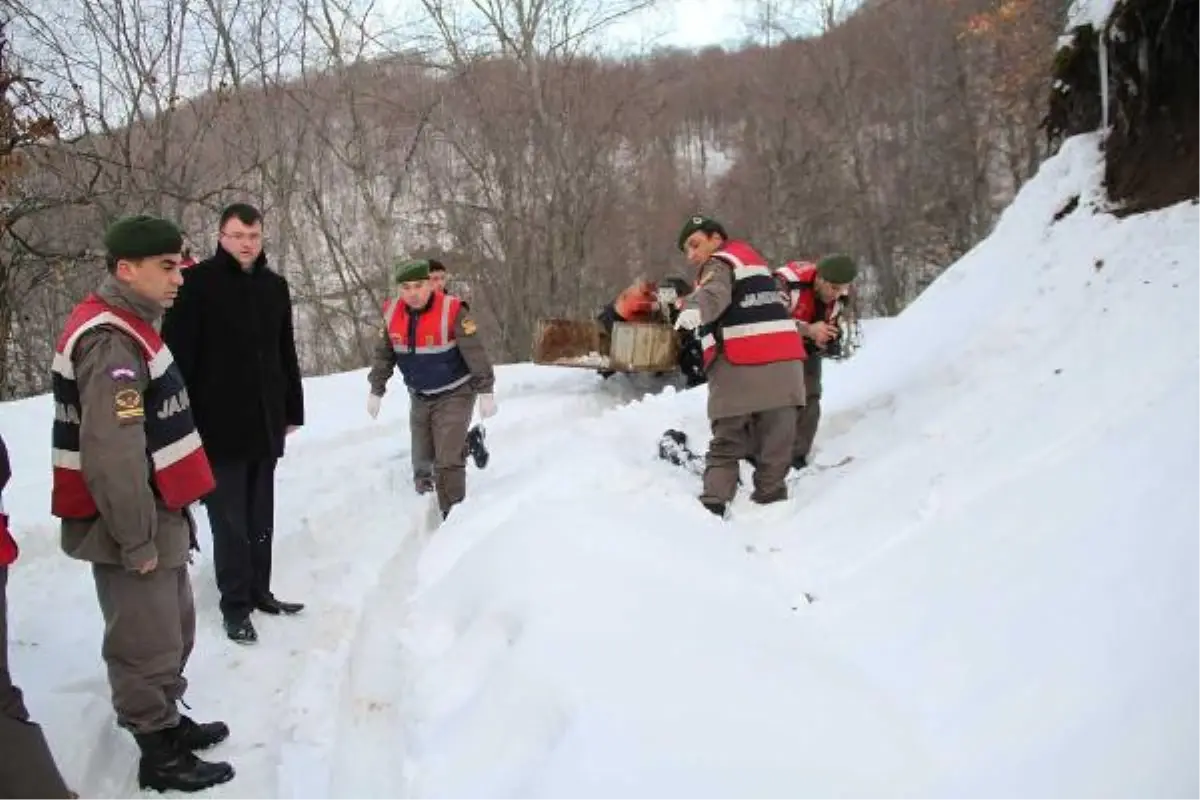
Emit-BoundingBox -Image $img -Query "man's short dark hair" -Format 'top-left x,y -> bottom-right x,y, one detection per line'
219,203 -> 263,229
428,259 -> 447,274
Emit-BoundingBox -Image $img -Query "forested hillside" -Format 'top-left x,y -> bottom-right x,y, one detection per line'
0,0 -> 1174,396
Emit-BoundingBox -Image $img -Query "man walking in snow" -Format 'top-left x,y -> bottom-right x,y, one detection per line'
1,433 -> 76,798
673,215 -> 807,517
50,215 -> 234,792
161,203 -> 306,645
411,259 -> 490,487
773,254 -> 858,469
366,259 -> 497,518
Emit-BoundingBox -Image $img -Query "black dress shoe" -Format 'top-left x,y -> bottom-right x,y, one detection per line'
223,616 -> 257,644
254,595 -> 304,615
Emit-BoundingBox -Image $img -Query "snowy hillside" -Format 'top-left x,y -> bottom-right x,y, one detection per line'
2,132 -> 1196,798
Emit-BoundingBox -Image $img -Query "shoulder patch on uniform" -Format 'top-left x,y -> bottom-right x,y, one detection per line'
461,317 -> 478,335
114,388 -> 144,423
110,366 -> 138,381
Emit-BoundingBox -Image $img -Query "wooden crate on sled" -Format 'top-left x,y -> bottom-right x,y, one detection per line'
531,317 -> 678,373
531,317 -> 608,369
609,321 -> 679,373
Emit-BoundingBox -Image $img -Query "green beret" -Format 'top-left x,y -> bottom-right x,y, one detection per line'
676,214 -> 728,251
103,215 -> 184,260
392,259 -> 431,285
817,253 -> 858,284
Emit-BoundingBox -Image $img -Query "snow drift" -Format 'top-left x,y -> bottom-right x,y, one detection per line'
1,132 -> 1196,798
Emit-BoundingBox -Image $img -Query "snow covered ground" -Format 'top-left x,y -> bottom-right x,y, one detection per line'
1066,0 -> 1119,30
2,132 -> 1196,797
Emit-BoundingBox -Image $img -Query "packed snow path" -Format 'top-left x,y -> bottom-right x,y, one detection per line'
2,134 -> 1196,797
3,364 -> 679,798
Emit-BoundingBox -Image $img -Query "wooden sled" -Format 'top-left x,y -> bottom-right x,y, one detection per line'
531,317 -> 680,373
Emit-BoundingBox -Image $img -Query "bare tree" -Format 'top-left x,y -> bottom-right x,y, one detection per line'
415,0 -> 663,360
0,0 -> 1071,397
0,13 -> 97,398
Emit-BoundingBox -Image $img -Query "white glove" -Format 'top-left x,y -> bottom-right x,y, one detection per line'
367,393 -> 382,419
478,393 -> 497,419
674,308 -> 702,331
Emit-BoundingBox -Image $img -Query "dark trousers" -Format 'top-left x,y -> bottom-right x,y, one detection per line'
203,459 -> 277,621
1,566 -> 73,798
794,356 -> 823,461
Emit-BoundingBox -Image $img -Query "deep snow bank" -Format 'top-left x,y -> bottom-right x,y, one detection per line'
393,133 -> 1199,797
0,132 -> 1193,798
0,359 -> 669,798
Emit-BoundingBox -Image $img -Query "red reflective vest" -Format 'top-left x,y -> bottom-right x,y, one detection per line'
50,296 -> 216,519
0,433 -> 14,565
0,510 -> 14,565
776,261 -> 846,357
383,291 -> 472,396
697,240 -> 806,369
776,261 -> 836,324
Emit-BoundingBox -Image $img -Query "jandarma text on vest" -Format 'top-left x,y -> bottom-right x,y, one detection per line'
738,290 -> 788,309
157,388 -> 191,420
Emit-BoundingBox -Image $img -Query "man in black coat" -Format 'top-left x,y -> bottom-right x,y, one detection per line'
162,203 -> 305,644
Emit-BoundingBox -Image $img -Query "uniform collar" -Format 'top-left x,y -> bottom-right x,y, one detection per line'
97,274 -> 165,325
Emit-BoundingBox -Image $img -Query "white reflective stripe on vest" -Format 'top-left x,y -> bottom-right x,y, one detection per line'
713,250 -> 770,282
146,348 -> 173,379
721,318 -> 798,340
776,265 -> 804,283
775,266 -> 802,313
52,448 -> 81,469
52,311 -> 160,380
396,342 -> 458,356
714,249 -> 746,270
775,265 -> 809,314
733,265 -> 770,281
388,294 -> 459,355
151,430 -> 206,470
426,373 -> 471,395
441,294 -> 455,341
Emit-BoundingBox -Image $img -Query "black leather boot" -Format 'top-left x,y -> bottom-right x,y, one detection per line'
171,714 -> 230,751
134,729 -> 235,793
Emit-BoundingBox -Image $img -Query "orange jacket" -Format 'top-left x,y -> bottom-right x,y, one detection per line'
613,282 -> 658,322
